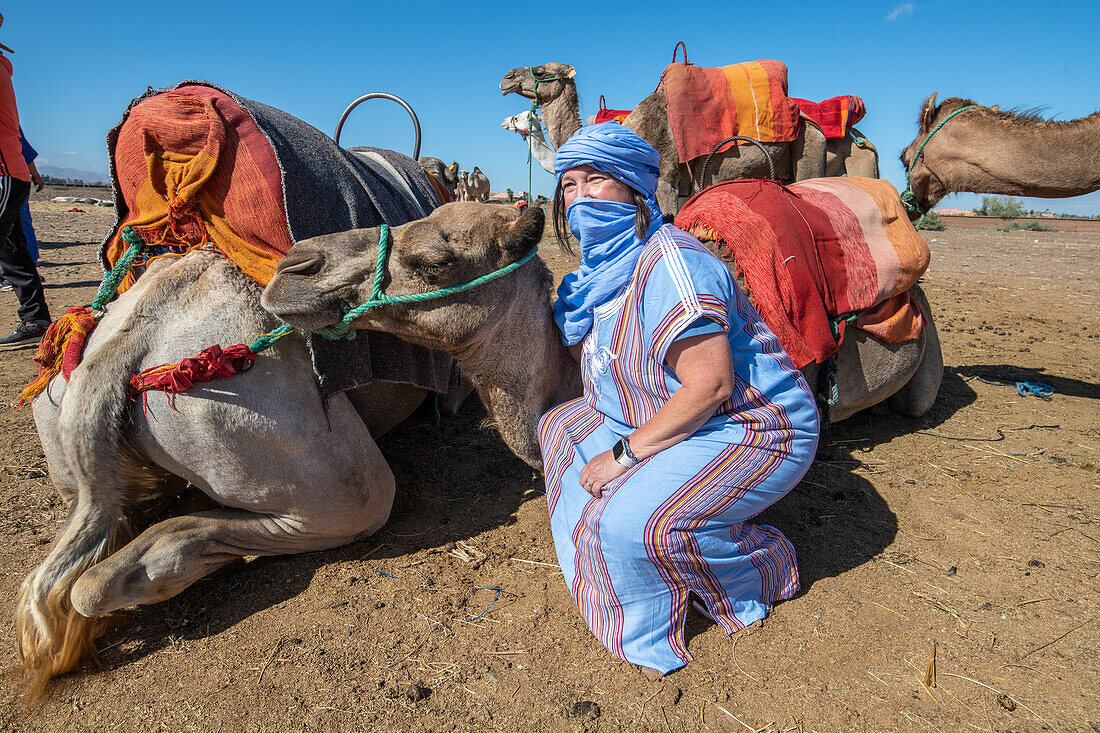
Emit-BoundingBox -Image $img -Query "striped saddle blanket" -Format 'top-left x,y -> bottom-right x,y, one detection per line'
674,177 -> 929,369
99,80 -> 453,397
660,60 -> 802,164
792,95 -> 867,139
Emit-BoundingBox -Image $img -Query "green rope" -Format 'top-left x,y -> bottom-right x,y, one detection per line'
249,222 -> 538,353
91,226 -> 145,310
901,105 -> 977,219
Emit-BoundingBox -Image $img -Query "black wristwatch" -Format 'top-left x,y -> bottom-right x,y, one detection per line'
612,437 -> 639,469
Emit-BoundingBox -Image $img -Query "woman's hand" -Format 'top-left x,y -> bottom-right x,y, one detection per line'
579,450 -> 628,497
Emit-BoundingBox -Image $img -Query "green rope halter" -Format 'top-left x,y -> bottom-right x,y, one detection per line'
250,222 -> 538,353
901,104 -> 977,220
91,226 -> 145,311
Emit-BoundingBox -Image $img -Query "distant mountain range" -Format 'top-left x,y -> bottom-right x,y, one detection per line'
38,164 -> 110,184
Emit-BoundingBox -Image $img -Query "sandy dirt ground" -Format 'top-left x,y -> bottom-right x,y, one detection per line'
0,188 -> 1097,731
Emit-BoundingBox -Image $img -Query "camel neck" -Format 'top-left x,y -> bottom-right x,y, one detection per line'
453,263 -> 581,469
541,82 -> 582,150
935,112 -> 1100,198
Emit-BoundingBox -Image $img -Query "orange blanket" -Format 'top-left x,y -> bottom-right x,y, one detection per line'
103,85 -> 294,291
660,60 -> 802,163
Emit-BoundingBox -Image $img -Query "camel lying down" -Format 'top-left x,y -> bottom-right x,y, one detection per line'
21,202 -> 938,697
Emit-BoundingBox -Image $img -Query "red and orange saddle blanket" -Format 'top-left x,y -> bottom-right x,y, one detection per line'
659,59 -> 802,163
674,177 -> 929,369
21,81 -> 451,405
792,95 -> 867,139
593,95 -> 632,125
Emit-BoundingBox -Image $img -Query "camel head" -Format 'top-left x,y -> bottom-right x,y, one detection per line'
900,91 -> 952,211
263,203 -> 547,353
500,63 -> 576,104
460,169 -> 469,181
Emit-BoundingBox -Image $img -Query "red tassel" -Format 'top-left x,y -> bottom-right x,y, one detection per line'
129,343 -> 256,399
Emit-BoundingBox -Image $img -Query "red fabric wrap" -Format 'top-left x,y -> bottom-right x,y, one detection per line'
675,178 -> 925,368
792,95 -> 867,139
129,343 -> 256,396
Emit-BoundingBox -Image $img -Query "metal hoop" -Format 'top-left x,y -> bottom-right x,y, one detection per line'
698,136 -> 777,189
334,93 -> 422,160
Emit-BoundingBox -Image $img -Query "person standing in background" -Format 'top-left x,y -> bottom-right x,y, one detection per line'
0,13 -> 52,345
19,128 -> 44,262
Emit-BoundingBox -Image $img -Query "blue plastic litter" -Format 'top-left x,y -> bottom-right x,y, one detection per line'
1016,381 -> 1054,400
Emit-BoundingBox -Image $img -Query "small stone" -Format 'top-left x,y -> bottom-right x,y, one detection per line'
484,672 -> 500,683
904,479 -> 916,485
568,701 -> 600,719
1028,559 -> 1045,569
661,686 -> 682,706
444,542 -> 457,551
374,601 -> 386,609
946,566 -> 957,576
997,694 -> 1016,712
406,683 -> 431,702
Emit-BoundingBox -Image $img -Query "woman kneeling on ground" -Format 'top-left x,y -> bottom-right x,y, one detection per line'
537,123 -> 820,675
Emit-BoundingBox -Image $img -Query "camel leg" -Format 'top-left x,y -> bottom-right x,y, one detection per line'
888,285 -> 943,417
70,494 -> 391,616
32,377 -> 78,503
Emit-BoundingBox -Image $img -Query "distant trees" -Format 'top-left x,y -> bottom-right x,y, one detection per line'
41,175 -> 106,187
972,196 -> 1029,217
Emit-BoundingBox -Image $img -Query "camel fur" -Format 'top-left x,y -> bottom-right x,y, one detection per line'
900,93 -> 1100,212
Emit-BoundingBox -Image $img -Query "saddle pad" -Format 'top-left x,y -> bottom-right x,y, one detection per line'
99,80 -> 453,397
792,95 -> 867,139
660,60 -> 802,163
674,177 -> 928,368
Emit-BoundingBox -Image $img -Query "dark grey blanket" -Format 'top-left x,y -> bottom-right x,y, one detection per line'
99,80 -> 453,397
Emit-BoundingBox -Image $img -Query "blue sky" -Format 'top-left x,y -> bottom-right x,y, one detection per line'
8,1 -> 1100,213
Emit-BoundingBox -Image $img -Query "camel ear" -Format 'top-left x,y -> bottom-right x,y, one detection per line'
920,92 -> 938,130
502,206 -> 545,259
565,65 -> 576,79
988,104 -> 1000,112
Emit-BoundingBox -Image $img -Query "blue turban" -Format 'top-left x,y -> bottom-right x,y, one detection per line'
552,124 -> 665,345
553,123 -> 661,199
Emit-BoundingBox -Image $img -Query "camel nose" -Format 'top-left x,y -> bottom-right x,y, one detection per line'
276,248 -> 324,278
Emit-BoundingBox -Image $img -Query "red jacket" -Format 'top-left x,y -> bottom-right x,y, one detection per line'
0,53 -> 31,181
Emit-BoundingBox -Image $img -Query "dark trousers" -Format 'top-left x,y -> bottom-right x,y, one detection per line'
0,176 -> 50,324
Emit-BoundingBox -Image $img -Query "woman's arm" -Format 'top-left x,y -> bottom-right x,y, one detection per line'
577,330 -> 733,496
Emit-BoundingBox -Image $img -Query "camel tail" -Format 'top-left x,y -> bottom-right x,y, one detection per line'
17,317 -> 157,701
16,502 -> 118,702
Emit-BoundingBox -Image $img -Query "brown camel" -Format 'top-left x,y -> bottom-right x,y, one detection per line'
418,157 -> 460,198
900,93 -> 1100,212
500,63 -> 827,215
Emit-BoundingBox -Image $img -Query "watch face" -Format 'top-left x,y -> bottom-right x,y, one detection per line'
612,440 -> 625,461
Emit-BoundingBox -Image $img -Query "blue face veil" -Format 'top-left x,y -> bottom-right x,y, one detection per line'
552,124 -> 665,346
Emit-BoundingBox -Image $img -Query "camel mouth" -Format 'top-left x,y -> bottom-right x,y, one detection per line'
265,299 -> 345,332
261,277 -> 351,331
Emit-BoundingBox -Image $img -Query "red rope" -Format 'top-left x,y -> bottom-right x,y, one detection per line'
129,343 -> 256,407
